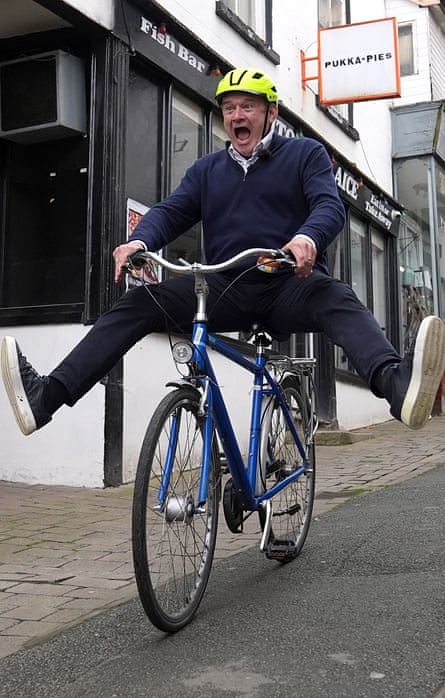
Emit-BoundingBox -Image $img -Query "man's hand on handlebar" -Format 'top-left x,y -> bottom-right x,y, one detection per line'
283,237 -> 317,278
113,241 -> 146,283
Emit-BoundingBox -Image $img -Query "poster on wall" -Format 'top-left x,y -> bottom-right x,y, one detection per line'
126,198 -> 160,284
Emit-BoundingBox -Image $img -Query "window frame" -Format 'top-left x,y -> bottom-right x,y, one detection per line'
215,0 -> 279,64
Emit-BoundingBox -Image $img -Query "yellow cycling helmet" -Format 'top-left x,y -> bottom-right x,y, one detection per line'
215,68 -> 278,105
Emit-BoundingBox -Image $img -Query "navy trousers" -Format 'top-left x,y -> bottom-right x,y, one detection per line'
51,269 -> 400,406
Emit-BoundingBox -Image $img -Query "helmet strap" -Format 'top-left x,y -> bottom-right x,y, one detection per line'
262,102 -> 271,139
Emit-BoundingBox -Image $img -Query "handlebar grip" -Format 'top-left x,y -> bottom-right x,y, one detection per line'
127,249 -> 149,269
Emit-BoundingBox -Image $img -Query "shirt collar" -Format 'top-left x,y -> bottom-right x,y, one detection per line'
228,125 -> 275,171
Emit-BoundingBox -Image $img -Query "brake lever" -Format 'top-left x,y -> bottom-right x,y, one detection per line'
257,248 -> 296,273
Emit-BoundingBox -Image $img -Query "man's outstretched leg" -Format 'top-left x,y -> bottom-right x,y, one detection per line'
373,314 -> 445,429
0,278 -> 198,436
267,271 -> 445,431
1,272 -> 252,436
1,336 -> 55,435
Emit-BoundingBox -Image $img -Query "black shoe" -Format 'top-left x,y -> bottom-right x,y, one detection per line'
1,336 -> 52,435
389,316 -> 445,429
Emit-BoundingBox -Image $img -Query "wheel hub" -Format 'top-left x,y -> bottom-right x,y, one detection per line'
164,493 -> 194,524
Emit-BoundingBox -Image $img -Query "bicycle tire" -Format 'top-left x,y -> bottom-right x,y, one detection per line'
132,388 -> 221,632
259,374 -> 316,561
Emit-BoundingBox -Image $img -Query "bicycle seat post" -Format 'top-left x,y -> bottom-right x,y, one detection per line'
252,329 -> 272,358
193,268 -> 209,323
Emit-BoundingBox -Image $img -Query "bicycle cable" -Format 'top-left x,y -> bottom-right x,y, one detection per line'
135,260 -> 265,361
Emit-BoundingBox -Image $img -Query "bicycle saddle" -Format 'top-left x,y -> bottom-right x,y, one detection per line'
246,323 -> 291,344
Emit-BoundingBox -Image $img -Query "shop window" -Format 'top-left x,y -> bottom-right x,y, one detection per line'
350,215 -> 368,305
215,1 -> 278,63
398,23 -> 415,77
211,114 -> 227,152
334,213 -> 389,372
0,136 -> 88,323
371,228 -> 387,331
394,156 -> 439,344
398,218 -> 428,350
126,69 -> 160,208
167,92 -> 203,263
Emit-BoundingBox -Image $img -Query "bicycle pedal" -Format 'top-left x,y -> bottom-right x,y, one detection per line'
219,452 -> 229,474
223,478 -> 244,533
264,538 -> 297,562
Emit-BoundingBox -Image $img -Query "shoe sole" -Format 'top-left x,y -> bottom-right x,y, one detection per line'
1,336 -> 37,435
400,316 -> 445,429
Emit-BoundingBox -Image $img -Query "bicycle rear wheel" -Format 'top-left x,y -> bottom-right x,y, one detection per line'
260,374 -> 315,562
132,388 -> 220,632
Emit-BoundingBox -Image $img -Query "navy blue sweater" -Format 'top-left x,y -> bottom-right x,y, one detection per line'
131,133 -> 345,273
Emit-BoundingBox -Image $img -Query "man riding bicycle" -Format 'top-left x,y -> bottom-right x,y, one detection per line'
2,68 -> 445,436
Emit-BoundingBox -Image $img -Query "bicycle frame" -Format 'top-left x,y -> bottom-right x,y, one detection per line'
128,248 -> 315,516
202,328 -> 311,511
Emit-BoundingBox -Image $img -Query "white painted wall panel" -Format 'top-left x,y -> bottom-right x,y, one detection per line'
0,326 -> 105,486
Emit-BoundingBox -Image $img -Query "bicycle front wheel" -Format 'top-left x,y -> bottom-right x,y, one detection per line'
132,388 -> 220,632
260,374 -> 316,562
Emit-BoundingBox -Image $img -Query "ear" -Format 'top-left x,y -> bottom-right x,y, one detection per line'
269,103 -> 278,121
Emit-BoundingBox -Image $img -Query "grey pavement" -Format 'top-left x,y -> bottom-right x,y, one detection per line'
1,416 -> 445,660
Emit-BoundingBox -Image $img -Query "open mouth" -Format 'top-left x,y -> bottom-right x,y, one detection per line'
234,126 -> 251,142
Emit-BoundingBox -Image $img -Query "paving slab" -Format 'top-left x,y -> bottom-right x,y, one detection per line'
1,416 -> 445,658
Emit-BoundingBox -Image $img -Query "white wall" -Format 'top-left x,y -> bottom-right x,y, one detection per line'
123,334 -> 253,483
0,326 -> 105,487
386,0 -> 433,104
336,382 -> 392,430
63,0 -> 114,29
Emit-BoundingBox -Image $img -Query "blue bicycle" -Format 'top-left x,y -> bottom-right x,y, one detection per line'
129,248 -> 317,632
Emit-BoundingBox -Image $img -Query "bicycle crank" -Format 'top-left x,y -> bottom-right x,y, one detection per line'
223,478 -> 244,533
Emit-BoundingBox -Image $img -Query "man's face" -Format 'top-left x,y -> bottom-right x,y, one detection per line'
221,92 -> 277,157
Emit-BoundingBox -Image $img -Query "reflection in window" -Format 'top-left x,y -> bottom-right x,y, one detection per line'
168,93 -> 203,262
350,215 -> 367,305
436,163 -> 445,320
334,215 -> 391,371
212,114 -> 226,152
126,68 -> 160,207
394,158 -> 433,306
171,93 -> 203,190
318,0 -> 346,28
398,218 -> 430,350
371,228 -> 386,330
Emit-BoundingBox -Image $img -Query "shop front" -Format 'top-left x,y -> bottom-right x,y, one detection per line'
0,0 -> 405,486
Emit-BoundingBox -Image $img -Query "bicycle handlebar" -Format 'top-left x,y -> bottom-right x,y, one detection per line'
125,247 -> 295,276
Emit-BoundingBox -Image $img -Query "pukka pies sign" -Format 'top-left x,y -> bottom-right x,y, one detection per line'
318,17 -> 401,105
